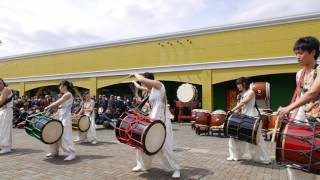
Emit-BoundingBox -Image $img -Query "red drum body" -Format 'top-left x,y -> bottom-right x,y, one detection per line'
115,112 -> 166,155
260,113 -> 269,130
193,109 -> 210,126
211,110 -> 226,126
268,113 -> 277,129
276,120 -> 320,174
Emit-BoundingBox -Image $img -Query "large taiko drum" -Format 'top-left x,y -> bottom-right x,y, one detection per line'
250,82 -> 270,100
72,115 -> 91,132
115,111 -> 166,155
194,109 -> 211,126
276,120 -> 320,174
177,83 -> 197,103
225,112 -> 262,145
211,110 -> 226,126
25,112 -> 63,144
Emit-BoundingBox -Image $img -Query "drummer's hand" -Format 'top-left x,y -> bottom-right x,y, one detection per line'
44,106 -> 50,111
277,106 -> 290,120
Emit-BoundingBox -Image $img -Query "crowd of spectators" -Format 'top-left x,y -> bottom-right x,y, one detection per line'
12,94 -> 138,128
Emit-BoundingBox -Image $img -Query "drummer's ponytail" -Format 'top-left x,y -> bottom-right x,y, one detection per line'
59,80 -> 73,92
0,78 -> 8,87
143,72 -> 155,80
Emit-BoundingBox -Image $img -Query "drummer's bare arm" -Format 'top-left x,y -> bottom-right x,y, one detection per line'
77,108 -> 84,116
45,93 -> 72,110
134,74 -> 161,90
231,90 -> 255,112
0,87 -> 10,106
132,80 -> 148,91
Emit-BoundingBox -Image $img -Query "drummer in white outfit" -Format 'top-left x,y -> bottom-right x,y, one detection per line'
74,91 -> 98,144
278,36 -> 319,180
227,77 -> 271,164
44,80 -> 76,161
131,72 -> 181,179
0,79 -> 13,154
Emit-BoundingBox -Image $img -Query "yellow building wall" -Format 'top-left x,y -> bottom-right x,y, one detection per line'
4,18 -> 317,111
1,19 -> 319,79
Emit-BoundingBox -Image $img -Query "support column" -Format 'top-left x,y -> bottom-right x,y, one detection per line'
73,86 -> 82,99
89,77 -> 97,97
201,70 -> 213,112
19,82 -> 26,97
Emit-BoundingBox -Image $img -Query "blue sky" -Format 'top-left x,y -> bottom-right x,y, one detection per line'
0,0 -> 320,57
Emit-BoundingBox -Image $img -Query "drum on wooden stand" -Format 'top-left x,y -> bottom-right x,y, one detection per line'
211,110 -> 227,126
194,109 -> 211,126
224,112 -> 262,145
191,109 -> 202,130
177,83 -> 197,103
115,111 -> 166,155
276,120 -> 320,174
25,112 -> 63,144
72,115 -> 91,132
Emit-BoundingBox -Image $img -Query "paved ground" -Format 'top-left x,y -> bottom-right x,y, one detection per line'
0,123 -> 319,180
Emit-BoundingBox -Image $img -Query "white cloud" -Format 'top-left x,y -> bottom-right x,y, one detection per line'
0,0 -> 319,57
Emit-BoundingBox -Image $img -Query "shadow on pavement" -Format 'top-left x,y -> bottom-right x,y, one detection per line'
240,159 -> 286,169
8,148 -> 43,156
77,140 -> 118,146
43,154 -> 112,165
138,166 -> 214,179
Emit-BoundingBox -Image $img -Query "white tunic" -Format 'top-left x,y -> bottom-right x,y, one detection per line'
228,89 -> 271,163
135,83 -> 180,171
49,93 -> 75,155
77,99 -> 97,142
0,90 -> 13,150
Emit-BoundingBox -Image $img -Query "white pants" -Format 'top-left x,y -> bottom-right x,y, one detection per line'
228,136 -> 271,163
0,109 -> 12,150
287,168 -> 316,180
77,116 -> 97,143
49,118 -> 75,155
135,145 -> 180,171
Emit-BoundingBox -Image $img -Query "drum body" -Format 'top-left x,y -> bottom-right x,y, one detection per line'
225,112 -> 262,145
268,113 -> 277,129
250,82 -> 270,100
276,120 -> 320,174
72,115 -> 91,132
115,112 -> 166,155
211,110 -> 226,126
25,113 -> 63,144
194,109 -> 210,126
177,83 -> 197,103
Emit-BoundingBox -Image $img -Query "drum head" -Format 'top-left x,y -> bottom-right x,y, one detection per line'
212,109 -> 227,115
143,120 -> 166,155
42,120 -> 63,144
78,116 -> 91,132
177,84 -> 195,103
